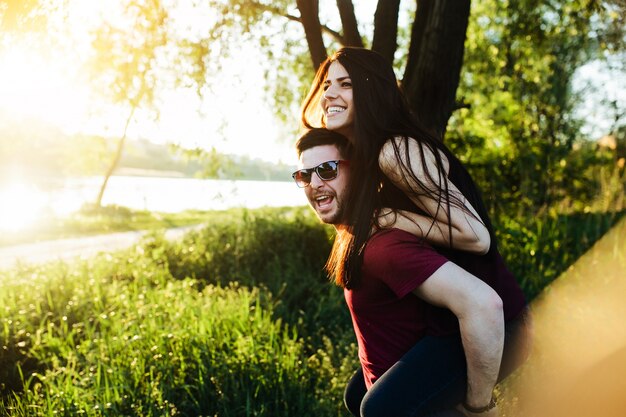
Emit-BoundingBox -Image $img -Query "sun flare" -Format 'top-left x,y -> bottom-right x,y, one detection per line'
0,42 -> 89,130
0,182 -> 47,232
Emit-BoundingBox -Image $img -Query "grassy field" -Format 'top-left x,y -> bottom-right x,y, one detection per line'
0,205 -> 623,416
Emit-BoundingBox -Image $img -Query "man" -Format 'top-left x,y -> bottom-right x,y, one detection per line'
292,128 -> 531,417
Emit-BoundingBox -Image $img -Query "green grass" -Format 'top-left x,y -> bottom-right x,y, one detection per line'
0,205 -> 623,416
0,207 -> 357,416
0,205 -> 212,247
495,209 -> 626,299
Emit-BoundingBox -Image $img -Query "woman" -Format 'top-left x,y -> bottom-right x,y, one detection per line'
300,47 -> 532,416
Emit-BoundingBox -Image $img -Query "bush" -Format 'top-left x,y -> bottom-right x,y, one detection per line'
495,209 -> 625,299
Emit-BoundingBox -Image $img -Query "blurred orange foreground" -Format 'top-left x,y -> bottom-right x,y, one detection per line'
501,216 -> 626,417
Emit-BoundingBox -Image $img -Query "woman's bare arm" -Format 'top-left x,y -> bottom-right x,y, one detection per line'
377,208 -> 489,254
378,137 -> 490,254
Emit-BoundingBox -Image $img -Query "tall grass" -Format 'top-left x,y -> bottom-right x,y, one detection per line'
495,209 -> 625,299
0,205 -> 623,416
0,207 -> 357,416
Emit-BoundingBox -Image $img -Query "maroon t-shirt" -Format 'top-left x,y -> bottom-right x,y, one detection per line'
344,228 -> 526,388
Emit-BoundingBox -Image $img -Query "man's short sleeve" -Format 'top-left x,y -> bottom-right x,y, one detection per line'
362,229 -> 449,298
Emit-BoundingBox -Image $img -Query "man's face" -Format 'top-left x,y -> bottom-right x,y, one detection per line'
298,144 -> 350,225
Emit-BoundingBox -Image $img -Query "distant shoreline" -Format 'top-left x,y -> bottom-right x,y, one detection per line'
114,167 -> 186,178
112,167 -> 295,182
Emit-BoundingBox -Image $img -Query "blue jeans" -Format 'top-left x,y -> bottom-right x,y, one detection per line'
344,335 -> 467,417
344,309 -> 532,417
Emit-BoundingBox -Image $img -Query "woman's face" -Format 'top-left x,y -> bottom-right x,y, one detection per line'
320,61 -> 355,140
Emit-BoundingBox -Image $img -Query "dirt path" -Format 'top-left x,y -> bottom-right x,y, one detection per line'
0,224 -> 204,270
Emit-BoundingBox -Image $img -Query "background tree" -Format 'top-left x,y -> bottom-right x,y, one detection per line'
445,0 -> 625,216
175,0 -> 623,215
195,0 -> 471,136
88,0 -> 169,208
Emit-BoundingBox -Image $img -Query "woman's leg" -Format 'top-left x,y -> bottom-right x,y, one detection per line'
360,335 -> 467,417
344,367 -> 368,416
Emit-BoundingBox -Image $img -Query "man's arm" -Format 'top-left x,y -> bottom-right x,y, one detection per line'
412,262 -> 504,413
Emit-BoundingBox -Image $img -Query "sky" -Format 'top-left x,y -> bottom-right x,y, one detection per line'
0,9 -> 297,164
0,0 -> 380,166
572,56 -> 626,139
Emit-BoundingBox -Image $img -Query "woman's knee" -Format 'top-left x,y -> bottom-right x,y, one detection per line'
359,392 -> 388,417
344,368 -> 367,416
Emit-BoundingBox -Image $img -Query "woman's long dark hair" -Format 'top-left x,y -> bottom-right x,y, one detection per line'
301,47 -> 494,289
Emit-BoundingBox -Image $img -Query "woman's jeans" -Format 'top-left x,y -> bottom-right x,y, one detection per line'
344,309 -> 533,417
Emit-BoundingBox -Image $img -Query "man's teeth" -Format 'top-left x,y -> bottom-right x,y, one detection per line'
327,106 -> 345,114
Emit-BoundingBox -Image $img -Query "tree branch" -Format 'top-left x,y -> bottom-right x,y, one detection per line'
336,0 -> 363,46
247,1 -> 344,44
372,0 -> 400,63
296,0 -> 328,68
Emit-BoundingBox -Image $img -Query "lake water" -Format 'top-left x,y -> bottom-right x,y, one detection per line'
34,176 -> 309,214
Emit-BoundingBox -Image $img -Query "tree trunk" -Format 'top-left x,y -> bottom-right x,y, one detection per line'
297,0 -> 327,69
95,106 -> 136,208
336,0 -> 363,47
372,0 -> 401,63
401,0 -> 471,138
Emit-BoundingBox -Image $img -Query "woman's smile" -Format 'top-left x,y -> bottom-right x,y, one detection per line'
320,61 -> 354,138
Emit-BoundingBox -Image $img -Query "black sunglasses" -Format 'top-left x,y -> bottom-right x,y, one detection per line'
292,160 -> 349,188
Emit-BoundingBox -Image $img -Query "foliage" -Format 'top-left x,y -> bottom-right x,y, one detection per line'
153,207 -> 343,338
0,0 -> 68,33
466,138 -> 626,219
0,114 -> 109,179
495,209 -> 625,299
88,0 -> 168,112
447,0 -> 625,215
2,1 -> 623,211
172,0 -> 319,127
170,144 -> 296,180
